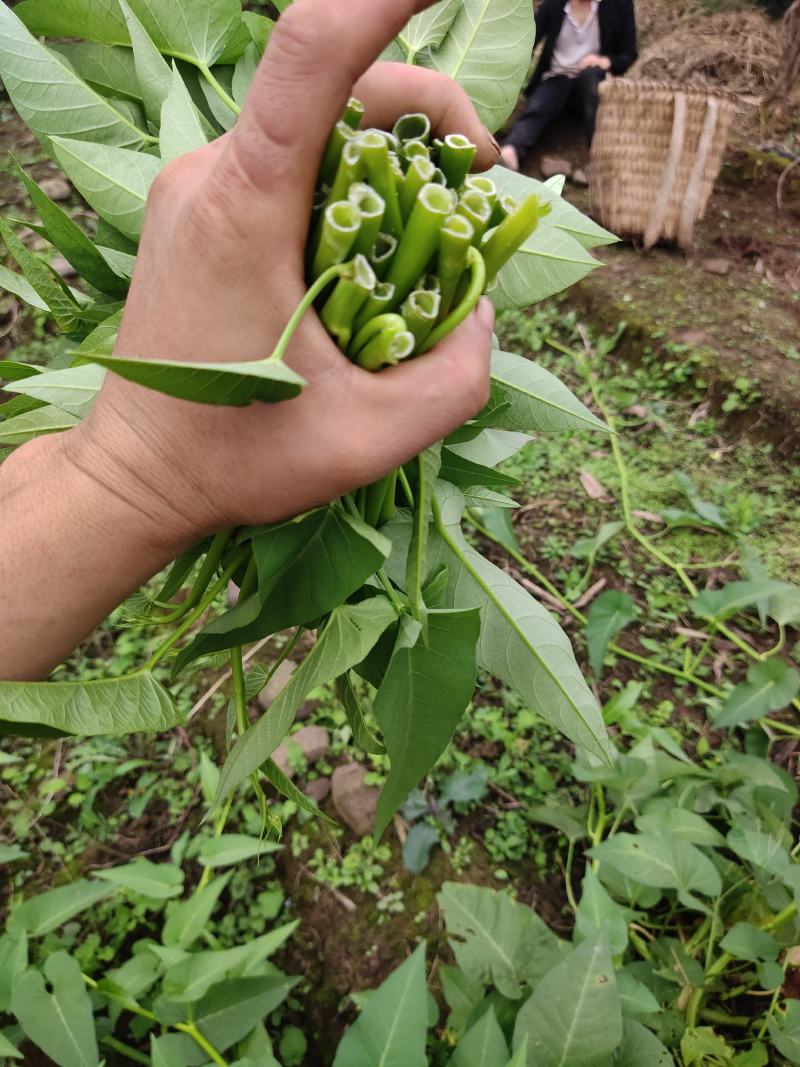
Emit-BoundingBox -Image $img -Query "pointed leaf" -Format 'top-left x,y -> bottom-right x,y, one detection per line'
7,881 -> 114,939
125,0 -> 246,67
374,608 -> 480,838
160,63 -> 209,163
399,0 -> 462,57
75,306 -> 124,358
190,974 -> 299,1052
0,405 -> 80,447
423,0 -> 535,132
491,223 -> 600,311
438,882 -> 566,999
0,4 -> 146,148
512,938 -> 621,1066
0,264 -> 49,312
0,672 -> 181,738
260,757 -> 337,824
0,933 -> 28,1013
571,521 -> 625,561
489,351 -> 607,435
118,0 -> 174,124
162,873 -> 232,949
12,161 -> 128,296
11,953 -> 98,1067
197,834 -> 281,868
16,0 -> 130,46
215,600 -> 398,806
7,363 -> 105,419
433,484 -> 613,764
590,832 -> 722,897
690,580 -> 789,622
575,868 -> 629,955
586,591 -> 636,674
0,217 -> 83,331
0,1032 -> 22,1060
439,448 -> 520,492
49,41 -> 142,102
51,136 -> 162,240
450,1006 -> 509,1066
714,658 -> 800,729
615,1019 -> 675,1066
232,41 -> 261,107
726,826 -> 790,877
333,942 -> 428,1067
447,428 -> 530,467
94,859 -> 184,900
403,823 -> 441,875
336,672 -> 385,756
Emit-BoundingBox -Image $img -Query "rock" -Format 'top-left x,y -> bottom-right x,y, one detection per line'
50,256 -> 77,279
572,166 -> 589,186
701,257 -> 732,276
305,777 -> 331,804
540,156 -> 572,179
256,658 -> 296,710
272,725 -> 331,778
39,177 -> 72,202
331,762 -> 379,836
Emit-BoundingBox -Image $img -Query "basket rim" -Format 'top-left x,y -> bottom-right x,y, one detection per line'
599,79 -> 737,106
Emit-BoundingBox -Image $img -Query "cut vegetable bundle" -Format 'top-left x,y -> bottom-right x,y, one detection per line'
311,101 -> 550,372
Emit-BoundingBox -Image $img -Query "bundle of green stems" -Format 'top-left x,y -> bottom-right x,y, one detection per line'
309,99 -> 549,525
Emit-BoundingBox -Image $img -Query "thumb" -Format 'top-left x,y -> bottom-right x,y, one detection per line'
354,299 -> 496,480
218,0 -> 435,203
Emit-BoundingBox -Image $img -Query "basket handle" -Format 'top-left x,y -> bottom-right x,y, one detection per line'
677,97 -> 720,249
643,92 -> 687,250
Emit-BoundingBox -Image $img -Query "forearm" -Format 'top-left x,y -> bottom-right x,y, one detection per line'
0,429 -> 184,681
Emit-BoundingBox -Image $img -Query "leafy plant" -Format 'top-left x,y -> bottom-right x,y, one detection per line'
0,0 -> 616,843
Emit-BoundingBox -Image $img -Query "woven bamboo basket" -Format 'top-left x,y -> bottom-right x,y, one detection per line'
589,80 -> 735,249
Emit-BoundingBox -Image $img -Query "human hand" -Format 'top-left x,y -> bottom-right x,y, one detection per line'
577,53 -> 611,71
67,0 -> 499,554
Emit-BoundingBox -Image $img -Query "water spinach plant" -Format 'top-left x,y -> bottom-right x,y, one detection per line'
0,0 -> 618,836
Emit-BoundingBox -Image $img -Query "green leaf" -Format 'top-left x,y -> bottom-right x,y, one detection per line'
470,506 -> 519,553
572,521 -> 625,561
714,658 -> 800,729
719,922 -> 779,963
242,12 -> 275,52
423,0 -> 536,132
0,1031 -> 22,1060
672,470 -> 728,531
438,882 -> 566,999
197,834 -> 281,868
50,136 -> 161,240
590,832 -> 722,898
162,923 -> 299,1002
690,580 -> 789,622
0,217 -> 83,331
11,161 -> 128,296
162,873 -> 232,949
75,306 -> 124,358
681,1028 -> 735,1066
615,1019 -> 675,1066
489,351 -> 606,433
86,351 -> 305,405
150,1033 -> 207,1067
398,0 -> 462,58
94,859 -> 184,900
336,673 -> 385,756
440,449 -> 520,492
491,223 -> 600,311
232,41 -> 261,107
440,965 -> 485,1037
6,363 -> 105,419
332,942 -> 428,1067
0,3 -> 146,148
490,165 -> 617,250
0,933 -> 28,1013
512,937 -> 621,1066
726,826 -> 790,877
0,844 -> 27,865
11,953 -> 98,1067
586,591 -> 637,675
634,805 -> 725,848
433,484 -> 613,765
0,264 -> 49,312
450,1006 -> 509,1066
125,0 -> 247,67
186,974 -> 299,1053
768,1000 -> 800,1064
49,42 -> 142,102
160,63 -> 209,163
447,428 -> 530,468
176,508 -> 388,672
261,756 -> 338,825
374,608 -> 480,838
407,445 -> 443,623
118,0 -> 174,125
574,868 -> 629,956
767,583 -> 800,627
0,672 -> 181,738
16,0 -> 130,46
0,404 -> 80,447
215,600 -> 398,806
403,823 -> 440,875
616,972 -> 660,1016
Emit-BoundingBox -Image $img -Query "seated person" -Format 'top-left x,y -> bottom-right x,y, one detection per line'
501,0 -> 637,172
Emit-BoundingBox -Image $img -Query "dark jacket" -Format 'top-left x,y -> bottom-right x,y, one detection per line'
527,0 -> 638,91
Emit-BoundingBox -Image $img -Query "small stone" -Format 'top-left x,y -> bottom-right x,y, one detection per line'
272,725 -> 330,778
50,256 -> 77,279
256,658 -> 296,710
305,777 -> 331,804
572,166 -> 589,186
331,762 -> 379,837
540,156 -> 572,179
39,177 -> 72,202
701,257 -> 732,276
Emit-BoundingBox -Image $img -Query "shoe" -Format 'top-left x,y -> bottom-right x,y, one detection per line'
499,144 -> 520,172
572,167 -> 589,186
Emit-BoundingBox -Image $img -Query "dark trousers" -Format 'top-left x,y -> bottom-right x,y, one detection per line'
505,68 -> 605,157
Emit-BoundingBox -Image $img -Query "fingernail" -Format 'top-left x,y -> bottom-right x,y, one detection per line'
485,127 -> 501,156
476,296 -> 495,329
